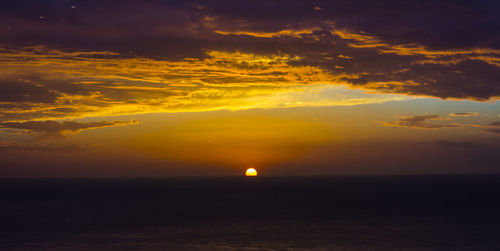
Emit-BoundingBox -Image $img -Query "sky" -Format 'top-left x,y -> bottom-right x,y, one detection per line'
0,0 -> 499,177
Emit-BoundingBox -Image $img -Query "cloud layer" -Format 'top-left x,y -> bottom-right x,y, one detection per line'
0,0 -> 499,124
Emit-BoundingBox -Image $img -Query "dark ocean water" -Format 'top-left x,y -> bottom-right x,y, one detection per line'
1,175 -> 500,250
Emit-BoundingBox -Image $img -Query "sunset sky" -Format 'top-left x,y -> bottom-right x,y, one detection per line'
1,0 -> 499,177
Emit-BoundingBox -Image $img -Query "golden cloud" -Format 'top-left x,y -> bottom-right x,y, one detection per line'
214,28 -> 321,38
0,46 -> 408,122
330,28 -> 500,66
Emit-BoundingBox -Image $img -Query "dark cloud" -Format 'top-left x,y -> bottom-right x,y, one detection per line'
0,120 -> 139,138
469,121 -> 500,135
2,0 -> 498,51
484,121 -> 500,134
382,115 -> 459,129
0,143 -> 94,153
0,80 -> 59,103
488,121 -> 500,127
486,128 -> 500,134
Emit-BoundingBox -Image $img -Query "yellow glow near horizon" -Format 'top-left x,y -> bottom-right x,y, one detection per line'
131,115 -> 336,167
245,168 -> 258,176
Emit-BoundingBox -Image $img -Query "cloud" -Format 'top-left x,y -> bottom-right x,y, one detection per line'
381,115 -> 459,129
479,121 -> 500,135
468,121 -> 500,135
0,120 -> 139,138
488,121 -> 500,127
0,47 -> 410,122
449,112 -> 479,117
0,0 -> 500,123
486,128 -> 500,134
214,28 -> 320,38
0,143 -> 94,153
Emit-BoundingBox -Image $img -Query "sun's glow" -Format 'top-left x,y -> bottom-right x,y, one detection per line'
245,168 -> 258,176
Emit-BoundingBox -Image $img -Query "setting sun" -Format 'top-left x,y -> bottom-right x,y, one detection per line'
245,168 -> 258,176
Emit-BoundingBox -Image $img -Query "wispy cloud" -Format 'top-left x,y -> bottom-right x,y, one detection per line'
0,141 -> 94,153
0,120 -> 139,138
381,115 -> 459,129
470,121 -> 500,135
449,112 -> 479,117
214,28 -> 320,38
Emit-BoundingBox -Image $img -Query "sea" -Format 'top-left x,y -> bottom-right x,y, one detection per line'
1,175 -> 499,250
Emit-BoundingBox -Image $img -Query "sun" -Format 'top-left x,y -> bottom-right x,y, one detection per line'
245,168 -> 258,176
